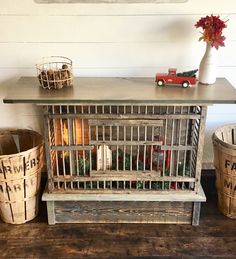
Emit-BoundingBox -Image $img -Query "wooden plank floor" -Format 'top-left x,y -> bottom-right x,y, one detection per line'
0,172 -> 236,258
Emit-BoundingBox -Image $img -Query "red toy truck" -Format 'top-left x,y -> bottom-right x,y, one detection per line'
155,68 -> 198,88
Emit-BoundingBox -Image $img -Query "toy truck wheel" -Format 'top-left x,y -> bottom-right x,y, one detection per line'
157,80 -> 165,87
182,81 -> 189,88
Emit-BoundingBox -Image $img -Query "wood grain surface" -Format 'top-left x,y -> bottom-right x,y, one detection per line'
3,77 -> 236,104
0,173 -> 236,258
54,200 -> 193,224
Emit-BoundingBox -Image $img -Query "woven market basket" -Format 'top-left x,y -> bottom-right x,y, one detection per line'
36,56 -> 73,90
212,124 -> 236,219
0,129 -> 44,224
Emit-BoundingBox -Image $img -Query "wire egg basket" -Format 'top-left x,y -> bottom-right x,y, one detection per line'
36,56 -> 73,90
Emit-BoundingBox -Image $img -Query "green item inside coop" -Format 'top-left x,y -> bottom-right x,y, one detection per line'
61,147 -> 191,190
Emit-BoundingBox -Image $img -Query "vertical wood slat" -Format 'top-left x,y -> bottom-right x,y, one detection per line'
81,118 -> 86,175
192,202 -> 201,226
74,106 -> 80,176
169,106 -> 175,178
95,105 -> 98,172
46,201 -> 56,225
123,125 -> 126,171
52,107 -> 60,188
183,107 -> 190,178
130,105 -> 134,172
137,105 -> 141,174
157,126 -> 162,172
150,125 -> 154,172
194,106 -> 207,194
116,125 -> 119,171
189,107 -> 196,182
81,106 -> 86,176
116,105 -> 119,173
59,106 -> 66,185
88,120 -> 92,174
44,106 -> 54,192
130,125 -> 133,171
67,106 -> 75,189
162,106 -> 168,183
137,125 -> 140,171
176,106 -> 182,177
143,106 -> 147,171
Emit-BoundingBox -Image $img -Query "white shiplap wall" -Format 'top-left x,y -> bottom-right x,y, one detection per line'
0,0 -> 236,164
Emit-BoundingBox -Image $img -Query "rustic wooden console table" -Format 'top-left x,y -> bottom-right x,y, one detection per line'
3,77 -> 236,225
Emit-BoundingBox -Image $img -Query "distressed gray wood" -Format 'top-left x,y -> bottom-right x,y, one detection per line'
54,201 -> 192,224
43,107 -> 54,192
89,140 -> 163,146
51,144 -> 94,151
161,145 -> 194,151
48,113 -> 202,120
192,202 -> 201,226
3,77 -> 236,105
53,171 -> 196,182
34,0 -> 188,3
88,119 -> 163,127
42,184 -> 206,202
46,201 -> 56,225
194,106 -> 207,194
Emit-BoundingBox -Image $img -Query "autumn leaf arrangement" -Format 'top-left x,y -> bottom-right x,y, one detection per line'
195,14 -> 228,49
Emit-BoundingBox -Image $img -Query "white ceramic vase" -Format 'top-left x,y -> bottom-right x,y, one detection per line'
199,43 -> 217,85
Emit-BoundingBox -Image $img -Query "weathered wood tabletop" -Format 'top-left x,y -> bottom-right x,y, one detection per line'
3,77 -> 236,104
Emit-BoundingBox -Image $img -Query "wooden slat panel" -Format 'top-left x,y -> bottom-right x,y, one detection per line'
161,145 -> 195,151
49,114 -> 201,120
42,184 -> 206,201
53,171 -> 195,182
54,200 -> 193,224
88,119 -> 163,127
51,144 -> 94,151
89,140 -> 163,145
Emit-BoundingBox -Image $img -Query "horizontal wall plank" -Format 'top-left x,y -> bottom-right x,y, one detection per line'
0,15 -> 234,43
0,0 -> 236,15
0,103 -> 43,116
0,42 -> 235,68
0,15 -> 199,43
0,111 -> 43,133
0,67 -> 236,85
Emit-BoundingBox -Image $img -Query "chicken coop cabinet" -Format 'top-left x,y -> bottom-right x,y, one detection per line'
3,77 -> 236,225
42,103 -> 206,225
